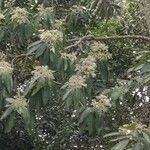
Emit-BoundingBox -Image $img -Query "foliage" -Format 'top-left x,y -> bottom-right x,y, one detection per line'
0,0 -> 149,149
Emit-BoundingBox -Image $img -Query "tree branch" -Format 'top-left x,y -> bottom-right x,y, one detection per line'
65,35 -> 150,50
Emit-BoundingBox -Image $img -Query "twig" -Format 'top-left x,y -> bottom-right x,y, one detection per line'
65,35 -> 150,50
11,54 -> 33,66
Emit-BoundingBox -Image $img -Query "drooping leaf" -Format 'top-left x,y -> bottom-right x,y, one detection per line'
79,107 -> 93,124
141,61 -> 150,73
104,132 -> 121,138
142,132 -> 150,143
4,114 -> 15,133
1,106 -> 14,120
111,139 -> 129,150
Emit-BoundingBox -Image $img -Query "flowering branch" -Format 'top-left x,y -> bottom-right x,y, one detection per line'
65,35 -> 150,50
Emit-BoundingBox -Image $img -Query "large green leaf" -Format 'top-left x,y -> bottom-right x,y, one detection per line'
142,132 -> 150,143
4,74 -> 13,93
21,107 -> 31,126
27,41 -> 43,55
111,139 -> 129,150
104,132 -> 121,138
62,89 -> 72,101
42,87 -> 50,106
1,106 -> 14,120
141,61 -> 150,73
132,143 -> 144,150
79,107 -> 93,124
4,114 -> 15,133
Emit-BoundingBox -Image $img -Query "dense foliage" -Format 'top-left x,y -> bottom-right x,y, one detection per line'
0,0 -> 149,149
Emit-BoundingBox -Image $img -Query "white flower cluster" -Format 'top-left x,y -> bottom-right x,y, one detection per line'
91,95 -> 111,113
119,122 -> 147,135
6,93 -> 28,109
61,52 -> 77,63
38,5 -> 53,19
63,75 -> 87,89
0,61 -> 13,75
4,0 -> 15,7
11,7 -> 29,25
0,52 -> 6,60
53,19 -> 63,29
31,66 -> 54,80
90,42 -> 112,61
76,56 -> 97,78
0,13 -> 5,24
40,30 -> 63,47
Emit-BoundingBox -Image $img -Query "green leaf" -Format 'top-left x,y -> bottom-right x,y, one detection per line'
0,29 -> 5,42
27,41 -> 43,55
31,79 -> 45,96
87,113 -> 94,135
21,107 -> 30,126
62,89 -> 72,101
35,44 -> 47,58
111,139 -> 129,150
79,107 -> 93,124
1,106 -> 14,120
104,132 -> 121,138
110,135 -> 131,142
141,61 -> 150,73
143,132 -> 150,143
99,61 -> 109,83
24,78 -> 37,96
132,143 -> 144,150
4,74 -> 13,93
42,87 -> 50,106
4,114 -> 15,133
27,40 -> 42,49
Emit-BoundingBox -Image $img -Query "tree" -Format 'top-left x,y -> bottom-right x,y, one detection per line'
0,0 -> 149,149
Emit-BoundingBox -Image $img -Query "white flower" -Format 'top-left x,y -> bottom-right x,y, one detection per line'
61,52 -> 77,63
91,95 -> 111,113
6,93 -> 28,109
63,75 -> 87,89
31,66 -> 55,80
90,42 -> 112,61
53,19 -> 64,29
40,30 -> 63,47
38,5 -> 54,19
11,7 -> 29,25
76,56 -> 97,78
0,52 -> 6,60
119,122 -> 147,135
0,61 -> 13,75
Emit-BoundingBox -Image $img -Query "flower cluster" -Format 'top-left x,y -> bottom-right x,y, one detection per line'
40,30 -> 63,47
38,5 -> 54,19
119,122 -> 147,135
0,52 -> 6,60
90,42 -> 112,61
91,94 -> 111,113
53,19 -> 63,29
11,7 -> 29,25
31,66 -> 55,80
63,75 -> 87,89
4,0 -> 15,7
0,13 -> 5,24
0,61 -> 13,75
6,93 -> 28,109
61,52 -> 77,63
76,56 -> 97,78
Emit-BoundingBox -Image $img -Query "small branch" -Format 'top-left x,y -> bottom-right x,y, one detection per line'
65,35 -> 150,50
11,54 -> 33,66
